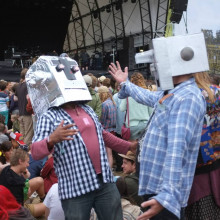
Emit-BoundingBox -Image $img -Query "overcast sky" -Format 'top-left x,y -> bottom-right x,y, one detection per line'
174,0 -> 220,36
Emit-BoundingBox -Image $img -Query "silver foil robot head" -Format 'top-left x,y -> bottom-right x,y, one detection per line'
26,56 -> 91,118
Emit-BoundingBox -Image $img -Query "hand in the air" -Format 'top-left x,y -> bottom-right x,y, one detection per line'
108,61 -> 128,83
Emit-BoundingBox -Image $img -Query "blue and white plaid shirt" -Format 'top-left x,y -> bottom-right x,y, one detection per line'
119,78 -> 206,218
32,104 -> 114,200
100,98 -> 116,132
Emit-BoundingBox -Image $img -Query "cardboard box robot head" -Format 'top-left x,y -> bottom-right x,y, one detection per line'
26,56 -> 91,118
135,33 -> 209,90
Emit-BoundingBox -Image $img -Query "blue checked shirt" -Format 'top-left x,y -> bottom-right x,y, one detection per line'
32,104 -> 114,200
119,78 -> 206,218
100,98 -> 116,132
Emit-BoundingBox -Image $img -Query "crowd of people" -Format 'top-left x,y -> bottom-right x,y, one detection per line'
0,55 -> 220,220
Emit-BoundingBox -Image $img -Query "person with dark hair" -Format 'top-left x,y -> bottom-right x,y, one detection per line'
0,122 -> 9,144
15,68 -> 34,146
0,141 -> 13,173
0,80 -> 9,125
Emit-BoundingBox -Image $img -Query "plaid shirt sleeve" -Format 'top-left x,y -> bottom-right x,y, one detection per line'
153,95 -> 204,216
118,80 -> 162,108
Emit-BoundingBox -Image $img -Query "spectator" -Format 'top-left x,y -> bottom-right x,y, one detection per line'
116,177 -> 143,219
40,155 -> 58,194
120,72 -> 153,141
98,85 -> 117,168
0,141 -> 13,173
44,183 -> 65,220
0,148 -> 46,218
118,151 -> 144,206
0,123 -> 9,145
0,185 -> 35,220
0,80 -> 9,125
185,72 -> 220,219
10,131 -> 45,179
83,75 -> 102,119
15,68 -> 34,146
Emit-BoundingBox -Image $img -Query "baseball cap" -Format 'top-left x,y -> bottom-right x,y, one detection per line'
9,132 -> 25,145
98,75 -> 106,82
118,151 -> 136,162
83,75 -> 92,86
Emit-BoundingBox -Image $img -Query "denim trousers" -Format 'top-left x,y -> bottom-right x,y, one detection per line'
61,176 -> 123,220
142,194 -> 185,220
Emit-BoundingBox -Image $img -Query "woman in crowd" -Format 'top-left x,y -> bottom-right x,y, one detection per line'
120,72 -> 153,141
98,85 -> 117,168
185,72 -> 220,219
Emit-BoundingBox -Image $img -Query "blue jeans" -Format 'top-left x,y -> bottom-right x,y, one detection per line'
61,176 -> 123,220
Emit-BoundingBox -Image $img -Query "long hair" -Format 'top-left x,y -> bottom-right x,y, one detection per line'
130,72 -> 147,89
99,92 -> 115,105
194,72 -> 215,103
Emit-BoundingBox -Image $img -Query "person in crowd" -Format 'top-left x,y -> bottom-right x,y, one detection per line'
109,61 -> 206,220
0,80 -> 9,125
83,74 -> 102,119
8,110 -> 20,133
0,141 -> 13,173
9,131 -> 45,179
98,85 -> 117,168
118,151 -> 144,206
0,148 -> 46,218
91,75 -> 99,92
43,183 -> 65,220
120,72 -> 153,141
112,82 -> 125,171
15,68 -> 34,146
110,77 -> 117,95
30,98 -> 137,219
102,78 -> 112,93
40,155 -> 58,194
98,75 -> 106,86
0,123 -> 9,144
185,72 -> 220,219
116,177 -> 143,219
9,82 -> 19,114
0,185 -> 35,220
80,49 -> 90,70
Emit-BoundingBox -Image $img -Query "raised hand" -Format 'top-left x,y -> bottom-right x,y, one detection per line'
49,120 -> 79,145
108,61 -> 128,83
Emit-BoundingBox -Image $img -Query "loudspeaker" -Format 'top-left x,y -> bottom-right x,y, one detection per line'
170,0 -> 188,11
118,36 -> 135,69
170,11 -> 183,24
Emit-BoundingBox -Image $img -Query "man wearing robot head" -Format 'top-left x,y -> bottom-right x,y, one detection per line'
28,56 -> 137,220
109,33 -> 208,219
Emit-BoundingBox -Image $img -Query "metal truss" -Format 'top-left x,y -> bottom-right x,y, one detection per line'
138,0 -> 153,47
86,0 -> 104,52
63,1 -> 85,52
110,0 -> 125,51
154,0 -> 169,38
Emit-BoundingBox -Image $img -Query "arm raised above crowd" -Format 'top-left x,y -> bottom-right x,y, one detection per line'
109,61 -> 162,108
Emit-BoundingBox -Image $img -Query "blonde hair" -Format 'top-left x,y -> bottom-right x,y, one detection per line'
99,92 -> 115,105
130,72 -> 147,89
194,72 -> 215,103
10,148 -> 28,166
